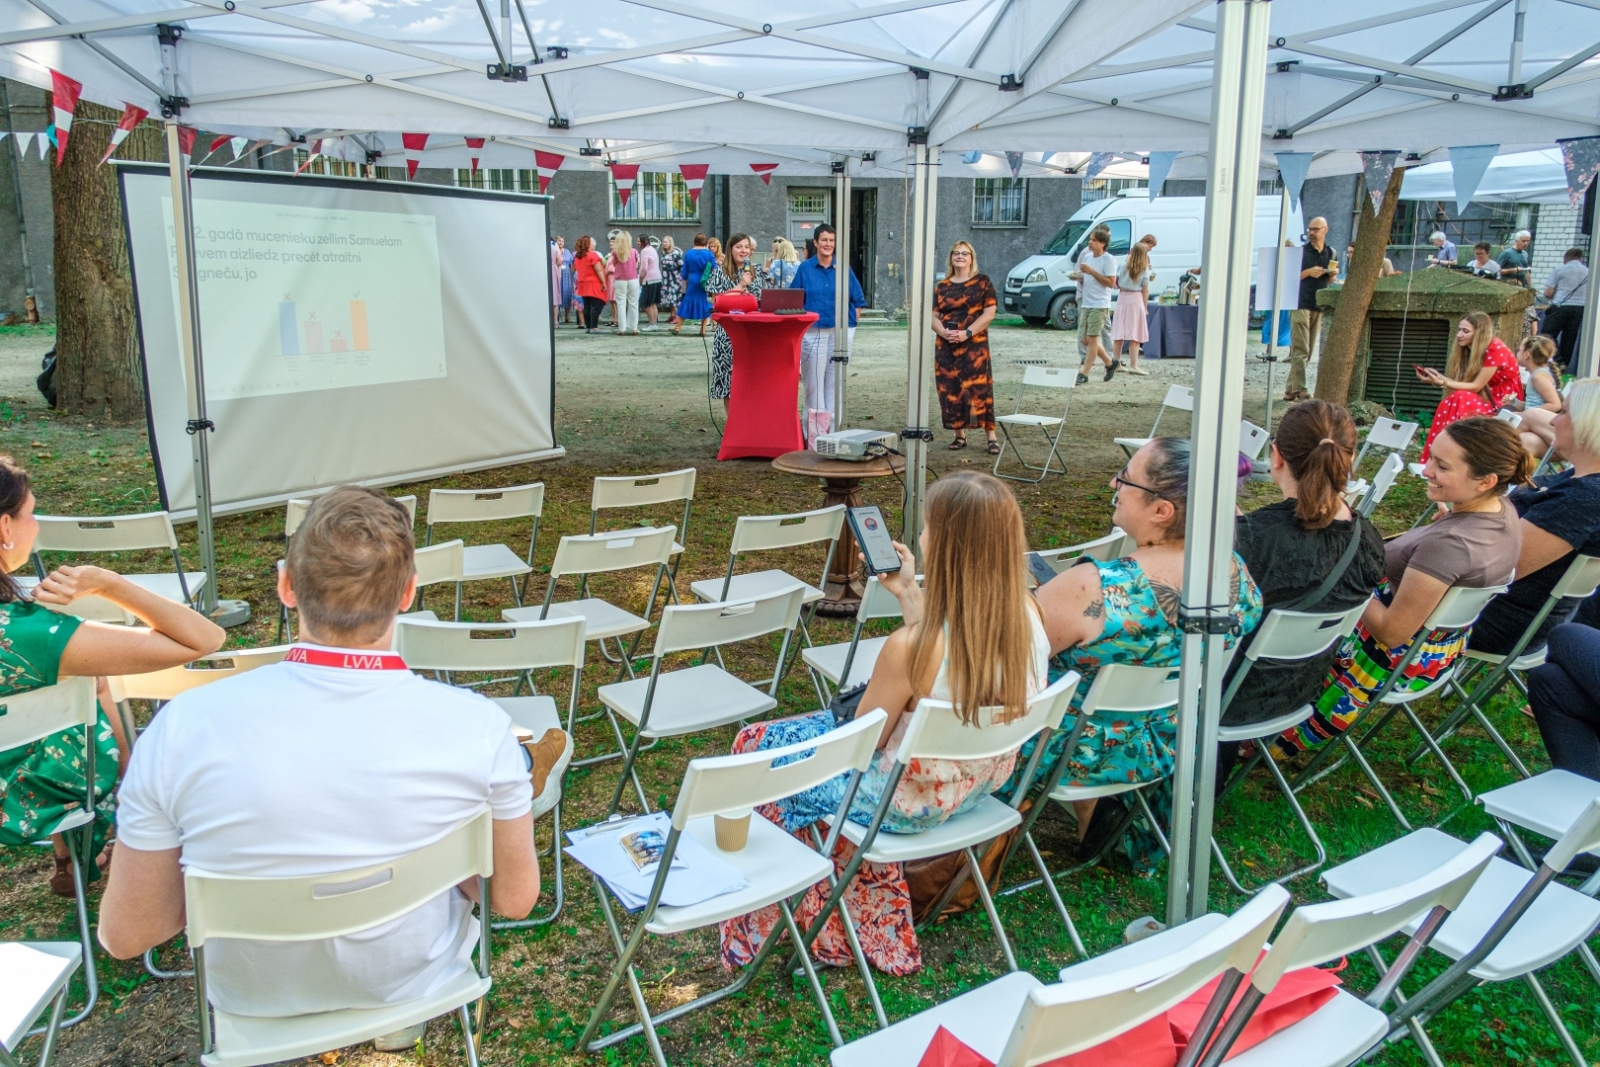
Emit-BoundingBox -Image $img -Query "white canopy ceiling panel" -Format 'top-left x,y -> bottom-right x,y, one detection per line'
1400,146 -> 1569,204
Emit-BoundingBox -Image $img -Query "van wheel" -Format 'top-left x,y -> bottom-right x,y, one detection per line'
1021,315 -> 1047,327
1048,294 -> 1078,332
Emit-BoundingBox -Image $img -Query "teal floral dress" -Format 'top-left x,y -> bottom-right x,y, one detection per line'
0,600 -> 118,854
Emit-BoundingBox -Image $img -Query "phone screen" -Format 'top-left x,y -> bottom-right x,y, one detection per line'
847,506 -> 902,575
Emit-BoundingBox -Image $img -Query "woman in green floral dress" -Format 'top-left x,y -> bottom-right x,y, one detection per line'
0,456 -> 225,895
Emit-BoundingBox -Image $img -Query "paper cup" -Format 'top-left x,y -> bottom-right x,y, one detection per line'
714,809 -> 752,852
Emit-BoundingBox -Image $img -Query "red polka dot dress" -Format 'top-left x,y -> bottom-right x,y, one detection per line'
1420,338 -> 1523,461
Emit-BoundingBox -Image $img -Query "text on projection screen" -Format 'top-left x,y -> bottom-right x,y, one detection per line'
162,199 -> 447,400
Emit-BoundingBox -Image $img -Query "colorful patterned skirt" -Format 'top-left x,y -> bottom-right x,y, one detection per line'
0,707 -> 119,855
933,340 -> 996,431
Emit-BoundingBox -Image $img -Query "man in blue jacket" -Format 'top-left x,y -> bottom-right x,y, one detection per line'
791,223 -> 866,440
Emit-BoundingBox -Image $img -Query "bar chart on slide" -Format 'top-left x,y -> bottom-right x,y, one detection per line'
278,298 -> 371,356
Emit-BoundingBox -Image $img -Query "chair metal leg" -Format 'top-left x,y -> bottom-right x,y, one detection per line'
1367,944 -> 1448,1067
964,846 -> 1018,972
1397,703 -> 1474,804
1022,832 -> 1087,959
28,829 -> 97,1036
143,945 -> 193,979
1525,970 -> 1587,1067
605,711 -> 652,816
779,900 -> 843,1048
582,879 -> 669,1066
804,825 -> 889,1030
494,802 -> 565,929
459,1003 -> 482,1067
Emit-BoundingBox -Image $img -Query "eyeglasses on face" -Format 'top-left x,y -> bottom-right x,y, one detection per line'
1113,466 -> 1163,497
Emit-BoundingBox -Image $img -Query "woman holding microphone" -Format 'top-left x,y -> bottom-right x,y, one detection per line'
791,223 -> 866,440
703,233 -> 764,420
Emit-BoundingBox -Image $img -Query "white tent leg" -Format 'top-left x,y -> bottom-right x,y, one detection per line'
1265,186 -> 1290,432
1577,210 -> 1600,380
902,141 -> 940,563
1167,0 -> 1270,926
834,162 -> 853,428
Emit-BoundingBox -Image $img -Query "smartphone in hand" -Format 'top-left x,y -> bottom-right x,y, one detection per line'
847,506 -> 902,575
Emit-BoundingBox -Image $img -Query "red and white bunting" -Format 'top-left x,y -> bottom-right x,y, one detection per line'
465,137 -> 485,173
533,150 -> 563,193
175,125 -> 198,159
294,138 -> 323,174
98,103 -> 148,165
230,136 -> 249,160
749,163 -> 778,185
401,132 -> 428,179
679,163 -> 710,203
611,162 -> 640,207
49,70 -> 82,165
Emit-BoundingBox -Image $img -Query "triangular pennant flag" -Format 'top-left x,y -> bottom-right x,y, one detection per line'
208,135 -> 230,155
749,162 -> 778,185
1446,144 -> 1499,214
679,163 -> 710,203
176,125 -> 198,159
534,150 -> 563,193
230,136 -> 249,160
611,162 -> 640,207
1083,151 -> 1116,182
1147,151 -> 1179,199
1275,151 -> 1315,212
961,151 -> 982,165
1559,136 -> 1600,209
294,138 -> 323,174
49,69 -> 81,164
45,125 -> 57,149
1004,151 -> 1024,179
36,131 -> 51,160
401,132 -> 428,179
1359,151 -> 1400,211
465,137 -> 485,173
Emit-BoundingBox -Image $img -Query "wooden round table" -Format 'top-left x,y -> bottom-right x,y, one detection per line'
771,449 -> 907,616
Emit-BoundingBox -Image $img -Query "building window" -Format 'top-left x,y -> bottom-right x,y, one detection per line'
1258,176 -> 1283,195
1081,177 -> 1148,202
973,178 -> 1027,225
456,169 -> 537,193
292,151 -> 359,178
789,190 -> 830,215
611,172 -> 699,221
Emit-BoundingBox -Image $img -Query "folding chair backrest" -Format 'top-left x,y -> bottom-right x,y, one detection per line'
1365,452 -> 1405,511
1021,365 -> 1079,391
1147,385 -> 1194,437
0,676 -> 96,752
1239,420 -> 1270,462
997,886 -> 1291,1067
35,512 -> 178,553
426,484 -> 544,525
1425,582 -> 1509,630
395,617 -> 585,672
1079,662 -> 1182,719
549,527 -> 676,580
1365,418 -> 1419,454
652,584 -> 806,656
895,668 -> 1080,764
414,539 -> 465,588
1494,408 -> 1523,429
1251,832 -> 1501,995
1244,602 -> 1368,664
185,808 -> 493,947
591,468 -> 696,513
1551,553 -> 1600,600
1032,529 -> 1135,575
671,709 -> 887,828
728,505 -> 845,554
1546,797 -> 1600,873
107,646 -> 291,702
287,494 -> 416,539
855,575 -> 907,623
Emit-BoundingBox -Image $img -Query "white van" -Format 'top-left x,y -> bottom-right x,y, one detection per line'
1003,193 -> 1303,330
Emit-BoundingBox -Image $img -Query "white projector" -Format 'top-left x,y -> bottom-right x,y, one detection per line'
814,428 -> 897,460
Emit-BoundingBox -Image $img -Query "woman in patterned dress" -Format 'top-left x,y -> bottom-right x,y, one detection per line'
1033,438 -> 1262,872
933,241 -> 1000,454
1418,312 -> 1523,461
0,456 -> 224,895
703,233 -> 764,418
718,471 -> 1051,976
657,235 -> 684,326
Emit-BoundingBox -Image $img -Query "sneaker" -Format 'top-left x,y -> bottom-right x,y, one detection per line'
1076,373 -> 1090,385
641,324 -> 658,332
1104,359 -> 1121,382
523,727 -> 574,817
374,1021 -> 428,1052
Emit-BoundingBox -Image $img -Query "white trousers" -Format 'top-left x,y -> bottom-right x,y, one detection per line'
613,278 -> 640,333
800,327 -> 854,432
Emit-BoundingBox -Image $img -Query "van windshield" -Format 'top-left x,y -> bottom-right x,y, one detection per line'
1041,219 -> 1092,257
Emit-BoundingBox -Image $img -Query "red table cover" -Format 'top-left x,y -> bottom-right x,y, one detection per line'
712,309 -> 816,460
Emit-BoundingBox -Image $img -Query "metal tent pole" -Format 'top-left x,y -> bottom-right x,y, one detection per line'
1167,0 -> 1270,926
901,141 -> 939,563
1264,186 -> 1291,432
833,160 -> 853,428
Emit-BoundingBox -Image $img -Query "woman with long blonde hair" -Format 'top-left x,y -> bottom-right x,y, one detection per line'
1417,311 -> 1523,460
932,240 -> 1000,452
1110,234 -> 1155,375
766,236 -> 801,287
608,230 -> 641,335
719,471 -> 1050,975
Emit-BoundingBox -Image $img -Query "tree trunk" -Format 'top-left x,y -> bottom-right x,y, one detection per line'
1314,164 -> 1407,407
52,102 -> 163,420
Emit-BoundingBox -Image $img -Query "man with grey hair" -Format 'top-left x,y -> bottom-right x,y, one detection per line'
1428,231 -> 1458,267
1498,229 -> 1533,287
1286,216 -> 1337,401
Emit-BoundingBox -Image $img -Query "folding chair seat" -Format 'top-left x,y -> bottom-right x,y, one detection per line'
599,583 -> 807,815
830,886 -> 1290,1067
278,495 -> 415,640
1114,384 -> 1191,457
0,678 -> 100,1033
394,616 -> 584,927
689,505 -> 844,652
1479,770 -> 1600,888
29,511 -> 206,617
579,712 -> 886,1066
1324,803 -> 1600,1067
801,575 -> 907,703
993,365 -> 1077,483
424,484 -> 545,608
589,468 -> 696,611
0,941 -> 80,1067
1210,602 -> 1368,894
186,810 -> 496,1067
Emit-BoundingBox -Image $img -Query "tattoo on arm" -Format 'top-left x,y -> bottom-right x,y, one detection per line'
1083,594 -> 1104,620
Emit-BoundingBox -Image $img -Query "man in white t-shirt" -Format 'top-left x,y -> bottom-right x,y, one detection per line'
1074,225 -> 1118,384
100,487 -> 554,1047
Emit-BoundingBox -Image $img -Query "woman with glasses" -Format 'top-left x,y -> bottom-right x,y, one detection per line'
933,240 -> 1000,453
1031,438 -> 1262,869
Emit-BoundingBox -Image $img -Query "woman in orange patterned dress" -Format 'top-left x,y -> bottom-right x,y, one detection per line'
1418,312 -> 1524,461
933,241 -> 1001,454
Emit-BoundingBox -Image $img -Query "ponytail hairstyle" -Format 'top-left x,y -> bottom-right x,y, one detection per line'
0,455 -> 31,603
1445,311 -> 1495,391
1124,240 -> 1150,281
1273,400 -> 1358,529
1440,416 -> 1536,493
1520,334 -> 1555,368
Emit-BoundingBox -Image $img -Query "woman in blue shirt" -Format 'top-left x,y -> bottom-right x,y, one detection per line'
674,233 -> 716,337
790,224 -> 866,440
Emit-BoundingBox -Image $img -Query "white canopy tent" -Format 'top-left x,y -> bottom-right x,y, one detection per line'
1401,147 -> 1569,205
7,0 -> 1600,922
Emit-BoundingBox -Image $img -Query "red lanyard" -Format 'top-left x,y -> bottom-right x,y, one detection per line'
285,645 -> 409,671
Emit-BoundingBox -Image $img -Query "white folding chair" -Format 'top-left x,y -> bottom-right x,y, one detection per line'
998,664 -> 1181,958
801,575 -> 904,704
1027,529 -> 1136,585
689,505 -> 843,655
1219,833 -> 1500,1067
1479,770 -> 1600,896
993,365 -> 1077,482
411,540 -> 467,621
278,495 -> 415,641
0,678 -> 99,1032
424,484 -> 545,609
0,942 -> 81,1067
589,468 -> 696,611
1211,602 -> 1369,894
1292,582 -> 1508,830
799,671 -> 1080,1016
1114,384 -> 1192,457
1239,419 -> 1271,462
186,809 -> 496,1067
1351,417 -> 1419,474
578,711 -> 887,1067
395,616 -> 584,928
29,511 -> 206,615
1350,451 -> 1405,518
1324,802 -> 1600,1067
1495,407 -> 1524,429
830,885 -> 1290,1067
598,584 -> 806,815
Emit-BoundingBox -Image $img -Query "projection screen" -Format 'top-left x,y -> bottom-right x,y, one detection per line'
119,165 -> 559,519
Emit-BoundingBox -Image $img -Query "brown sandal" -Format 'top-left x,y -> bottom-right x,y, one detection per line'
49,854 -> 77,898
948,437 -> 968,450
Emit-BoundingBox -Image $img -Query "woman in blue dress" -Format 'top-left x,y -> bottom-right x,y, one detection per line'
556,236 -> 575,324
674,232 -> 716,337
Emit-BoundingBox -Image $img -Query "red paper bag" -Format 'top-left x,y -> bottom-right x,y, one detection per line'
917,1025 -> 994,1067
1168,965 -> 1342,1060
1040,1013 -> 1179,1067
